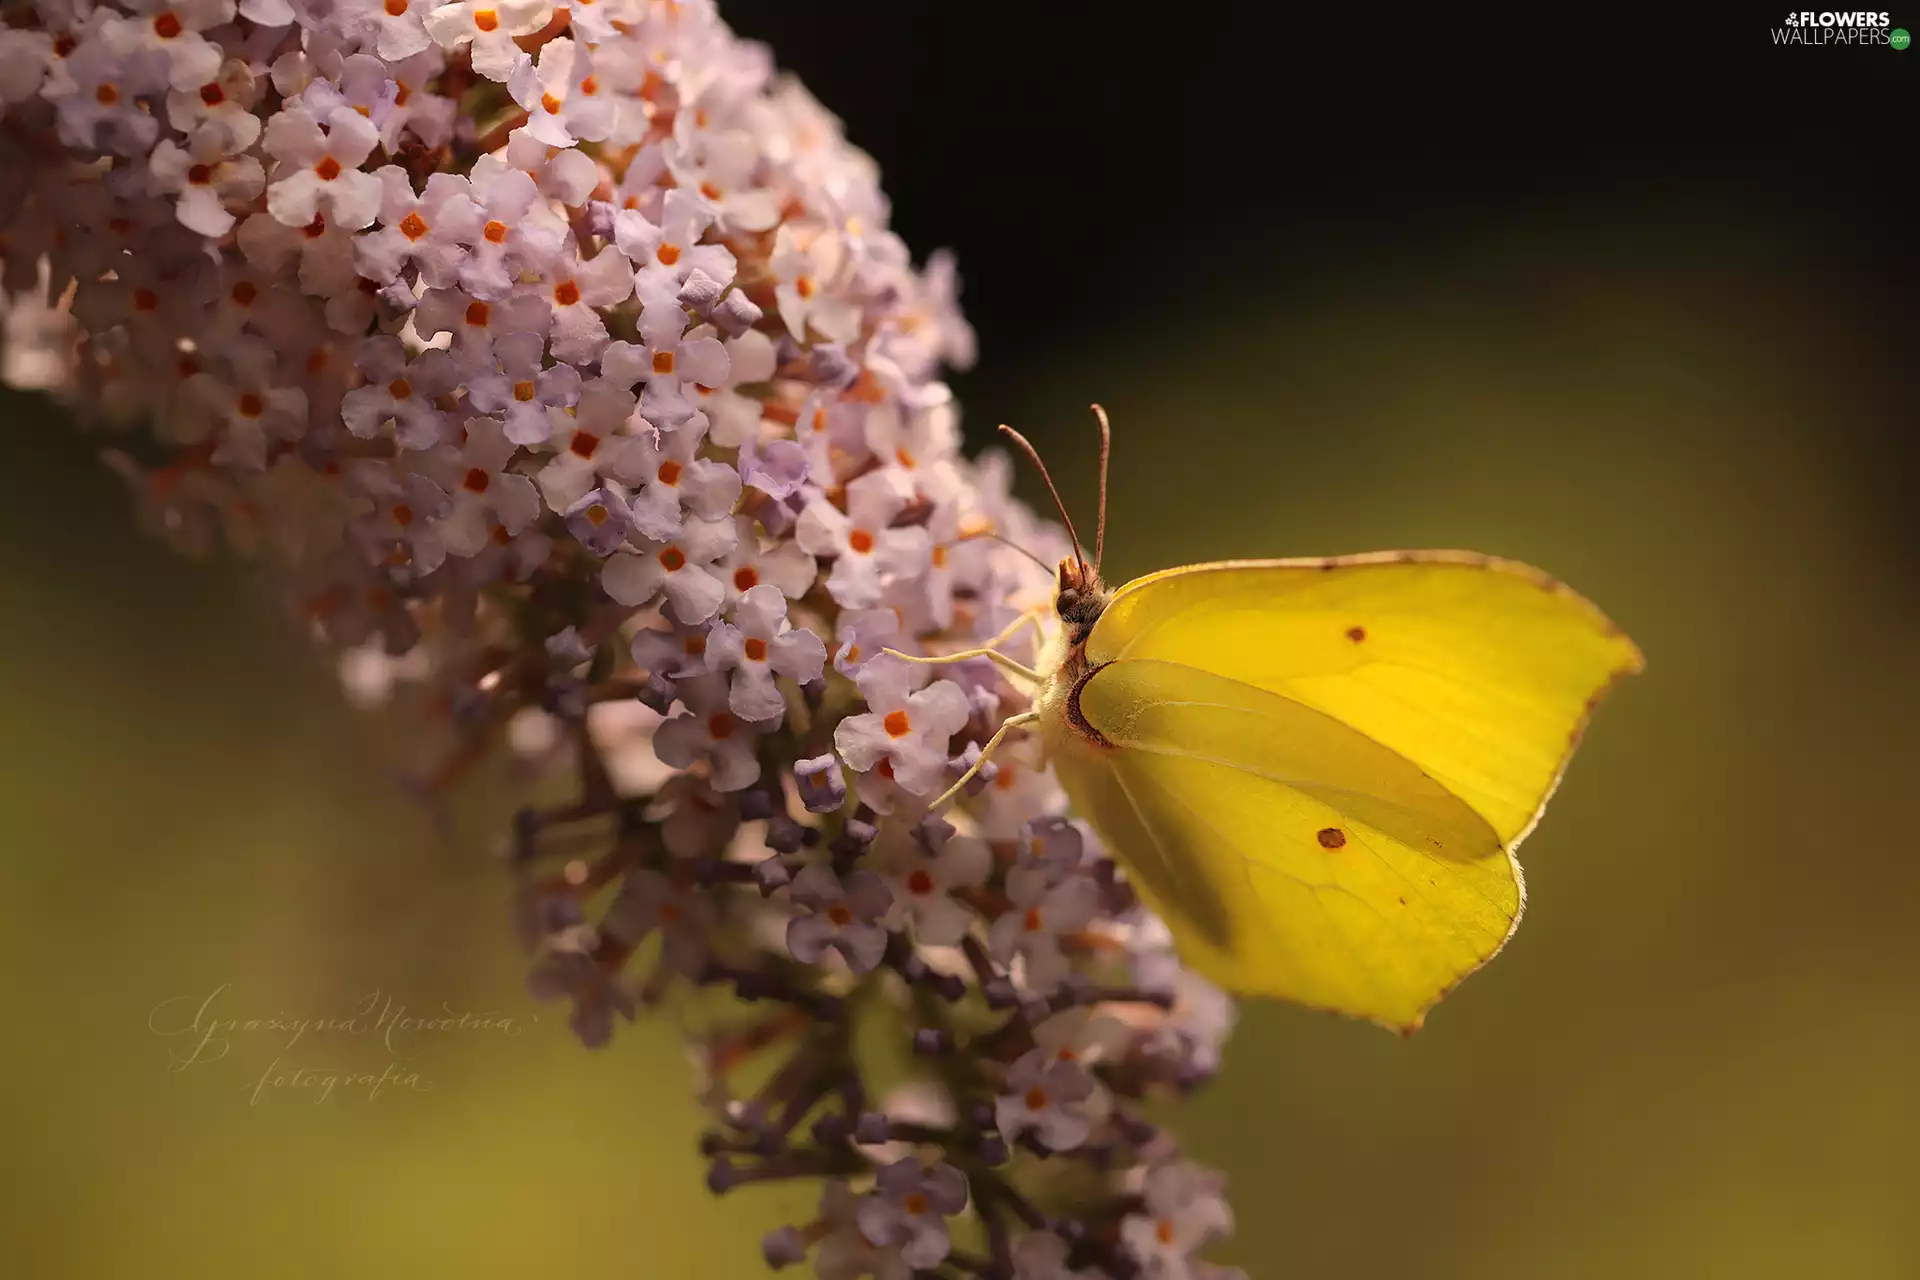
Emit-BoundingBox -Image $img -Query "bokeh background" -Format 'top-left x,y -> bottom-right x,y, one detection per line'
3,9 -> 1914,1278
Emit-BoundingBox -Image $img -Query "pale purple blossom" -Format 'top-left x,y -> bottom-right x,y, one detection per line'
786,863 -> 891,973
705,584 -> 826,722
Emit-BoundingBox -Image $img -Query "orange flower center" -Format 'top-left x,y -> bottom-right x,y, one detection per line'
385,0 -> 407,12
399,212 -> 429,240
236,393 -> 264,418
569,431 -> 600,458
847,528 -> 875,554
472,7 -> 499,30
540,92 -> 562,114
95,83 -> 118,105
883,710 -> 910,738
199,83 -> 224,106
827,904 -> 852,926
152,11 -> 182,38
465,300 -> 490,326
658,545 -> 686,570
185,163 -> 212,185
512,379 -> 536,401
652,350 -> 675,375
462,467 -> 490,493
314,156 -> 342,181
483,220 -> 507,243
906,869 -> 934,896
231,281 -> 256,306
553,280 -> 581,306
392,503 -> 414,527
388,378 -> 412,399
1023,907 -> 1044,932
732,567 -> 758,591
584,503 -> 609,526
794,275 -> 814,299
743,637 -> 767,662
656,459 -> 681,485
656,242 -> 681,266
706,712 -> 733,740
1024,1087 -> 1049,1112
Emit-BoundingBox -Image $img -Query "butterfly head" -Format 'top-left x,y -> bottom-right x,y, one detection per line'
1055,557 -> 1111,646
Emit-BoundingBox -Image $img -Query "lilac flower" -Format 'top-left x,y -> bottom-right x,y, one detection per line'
508,37 -> 614,149
148,130 -> 264,238
562,487 -> 634,558
465,329 -> 581,446
711,515 -> 817,610
538,243 -> 633,363
415,286 -> 554,366
612,409 -> 740,542
110,0 -> 230,93
793,754 -> 847,815
855,1157 -> 968,1271
987,860 -> 1104,994
531,376 -> 636,511
459,162 -> 571,299
601,514 -> 737,623
433,416 -> 541,557
1121,1162 -> 1237,1280
263,104 -> 384,231
526,945 -> 634,1049
421,0 -> 549,82
996,1048 -> 1100,1152
786,863 -> 891,974
706,585 -> 826,722
835,662 -> 971,796
340,335 -> 457,447
615,188 -> 737,300
771,223 -> 859,344
877,820 -> 988,947
833,607 -> 908,677
605,308 -> 732,429
797,468 -> 931,609
355,169 -> 483,291
653,672 -> 766,793
601,867 -> 714,978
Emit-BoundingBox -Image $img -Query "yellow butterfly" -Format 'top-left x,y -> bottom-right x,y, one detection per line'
886,407 -> 1643,1034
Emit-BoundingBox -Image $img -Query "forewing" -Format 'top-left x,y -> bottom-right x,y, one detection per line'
1056,658 -> 1520,1031
1087,553 -> 1643,844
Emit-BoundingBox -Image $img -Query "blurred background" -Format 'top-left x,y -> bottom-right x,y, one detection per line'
2,8 -> 1914,1278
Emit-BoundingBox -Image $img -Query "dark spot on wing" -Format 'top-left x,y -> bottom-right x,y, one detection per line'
1316,827 -> 1346,849
1345,625 -> 1366,643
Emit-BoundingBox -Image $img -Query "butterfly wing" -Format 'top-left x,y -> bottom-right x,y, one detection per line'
1088,553 -> 1645,846
1046,553 -> 1640,1031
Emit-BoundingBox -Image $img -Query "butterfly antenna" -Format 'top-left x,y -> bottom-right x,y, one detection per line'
1090,403 -> 1111,575
953,527 -> 1054,574
998,424 -> 1087,576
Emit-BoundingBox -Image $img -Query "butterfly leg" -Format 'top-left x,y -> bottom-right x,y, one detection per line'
976,603 -> 1048,654
929,711 -> 1039,812
877,646 -> 1043,685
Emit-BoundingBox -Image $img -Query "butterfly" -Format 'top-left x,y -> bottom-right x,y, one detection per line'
885,407 -> 1643,1034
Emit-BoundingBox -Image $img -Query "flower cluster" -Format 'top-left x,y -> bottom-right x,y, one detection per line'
1,1 -> 1244,1275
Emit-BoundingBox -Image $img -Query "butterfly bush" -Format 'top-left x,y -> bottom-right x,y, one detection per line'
0,1 -> 1244,1274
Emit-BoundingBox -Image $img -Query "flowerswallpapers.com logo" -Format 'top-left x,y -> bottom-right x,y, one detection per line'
1773,10 -> 1910,44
